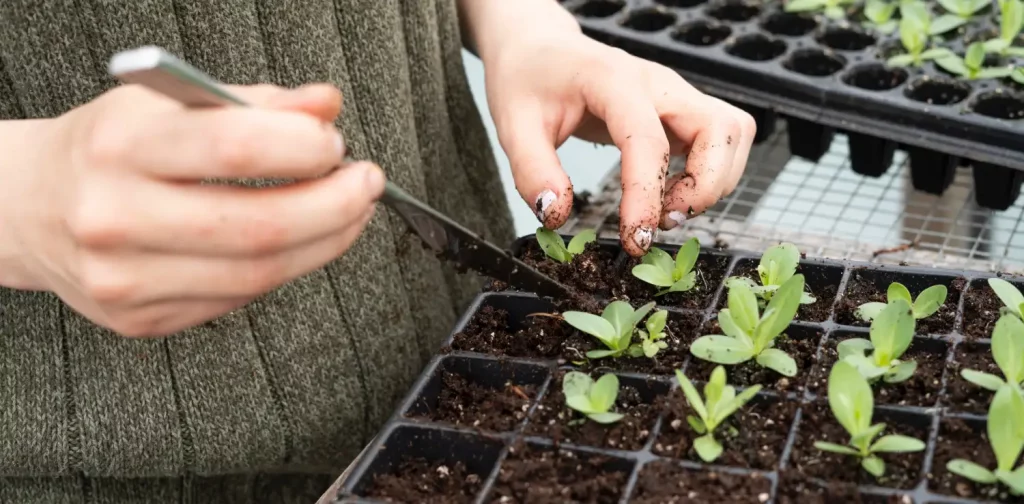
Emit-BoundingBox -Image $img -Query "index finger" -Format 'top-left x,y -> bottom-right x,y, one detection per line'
583,77 -> 670,258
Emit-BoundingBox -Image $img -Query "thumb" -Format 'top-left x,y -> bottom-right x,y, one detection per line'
498,109 -> 574,230
230,84 -> 344,124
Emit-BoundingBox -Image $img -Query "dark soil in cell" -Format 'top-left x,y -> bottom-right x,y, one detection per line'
653,390 -> 797,470
809,334 -> 947,407
525,372 -> 662,451
618,253 -> 730,310
515,240 -> 620,297
412,371 -> 536,432
962,283 -> 1005,339
489,444 -> 630,504
930,418 -> 1024,502
945,342 -> 998,414
835,272 -> 964,334
788,402 -> 927,489
448,305 -> 574,359
776,470 -> 901,503
364,457 -> 483,504
719,262 -> 837,322
686,321 -> 822,393
631,461 -> 773,503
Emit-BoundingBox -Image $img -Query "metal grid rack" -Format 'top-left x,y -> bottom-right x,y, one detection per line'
565,121 -> 1024,275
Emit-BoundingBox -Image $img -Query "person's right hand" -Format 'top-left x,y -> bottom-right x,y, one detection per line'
0,83 -> 383,338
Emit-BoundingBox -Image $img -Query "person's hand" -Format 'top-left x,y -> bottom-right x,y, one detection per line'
484,30 -> 755,257
0,84 -> 383,337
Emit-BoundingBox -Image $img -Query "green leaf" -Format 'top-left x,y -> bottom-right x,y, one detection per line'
642,246 -> 675,272
989,278 -> 1024,317
829,361 -> 874,437
536,228 -> 570,262
602,301 -> 635,343
756,348 -> 798,377
670,272 -> 697,293
691,335 -> 756,365
947,459 -> 998,484
870,434 -> 926,453
587,412 -> 625,424
729,281 -> 761,334
589,373 -> 620,412
815,441 -> 861,455
759,243 -> 800,286
992,313 -> 1024,384
855,302 -> 888,322
693,434 -> 723,462
852,422 -> 886,451
675,369 -> 708,421
563,311 -> 618,346
883,360 -> 918,383
935,55 -> 970,76
921,47 -> 956,60
930,14 -> 968,35
862,456 -> 886,477
631,302 -> 657,330
935,0 -> 961,14
876,19 -> 898,33
718,310 -> 748,343
1014,68 -> 1024,85
705,365 -> 727,406
632,343 -> 649,358
989,386 -> 1024,471
687,415 -> 706,434
960,369 -> 1007,391
825,4 -> 845,17
632,264 -> 674,288
866,0 -> 897,22
986,38 -> 1012,52
716,383 -> 762,423
844,353 -> 889,381
645,310 -> 668,338
566,229 -> 597,255
838,338 -> 874,360
586,349 -> 620,359
1008,47 -> 1024,57
887,54 -> 916,67
967,0 -> 991,13
999,466 -> 1024,494
755,274 -> 804,349
887,282 -> 913,304
977,66 -> 1015,79
785,0 -> 827,11
674,238 -> 700,279
965,42 -> 987,69
913,284 -> 947,318
900,2 -> 930,31
1002,0 -> 1024,41
870,299 -> 915,365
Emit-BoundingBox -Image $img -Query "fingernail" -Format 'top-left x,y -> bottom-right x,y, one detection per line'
633,227 -> 653,251
535,190 -> 557,222
335,132 -> 346,158
661,210 -> 687,230
364,164 -> 385,194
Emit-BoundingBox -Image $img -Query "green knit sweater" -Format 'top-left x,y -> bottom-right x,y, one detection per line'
0,0 -> 514,502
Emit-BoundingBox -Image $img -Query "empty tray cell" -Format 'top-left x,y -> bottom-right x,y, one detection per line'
847,132 -> 897,178
705,0 -> 760,21
620,7 -> 677,32
973,161 -> 1024,211
786,402 -> 930,490
447,293 -> 573,359
972,89 -> 1024,120
688,322 -> 824,393
930,416 -> 1024,503
903,76 -> 972,106
962,276 -> 1024,339
907,147 -> 958,196
505,234 -> 622,297
630,461 -> 773,502
834,267 -> 965,334
719,258 -> 844,322
944,340 -> 997,414
760,10 -> 818,36
349,425 -> 504,503
573,0 -> 626,18
672,19 -> 732,47
776,470 -> 910,503
809,329 -> 949,408
653,388 -> 798,470
619,246 -> 732,311
403,355 -> 549,432
487,441 -> 635,503
815,25 -> 876,51
525,370 -> 670,451
786,117 -> 835,162
725,33 -> 787,62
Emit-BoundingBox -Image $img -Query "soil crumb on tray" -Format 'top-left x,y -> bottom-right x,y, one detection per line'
448,306 -> 573,359
363,457 -> 483,504
631,461 -> 772,503
489,443 -> 629,504
930,418 -> 1024,502
944,342 -> 998,414
411,371 -> 536,432
835,271 -> 963,334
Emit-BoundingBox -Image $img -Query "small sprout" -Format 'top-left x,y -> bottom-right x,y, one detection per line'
632,237 -> 700,296
887,6 -> 957,66
864,0 -> 899,33
690,274 -> 805,377
784,0 -> 855,18
563,371 -> 624,424
814,361 -> 927,477
674,366 -> 762,462
946,385 -> 1024,494
725,242 -> 815,306
935,42 -> 1015,79
854,281 -> 947,322
960,313 -> 1024,392
839,299 -> 918,383
536,227 -> 596,263
988,277 -> 1024,320
563,301 -> 667,360
936,0 -> 990,20
983,0 -> 1024,56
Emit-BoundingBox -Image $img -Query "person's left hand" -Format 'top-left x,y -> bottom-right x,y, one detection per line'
484,30 -> 755,257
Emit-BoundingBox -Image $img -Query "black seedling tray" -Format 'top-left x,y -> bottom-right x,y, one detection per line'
560,0 -> 1024,211
332,234 -> 1024,503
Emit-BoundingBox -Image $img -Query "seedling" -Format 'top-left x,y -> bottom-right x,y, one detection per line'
725,242 -> 815,306
935,42 -> 1015,79
946,385 -> 1024,494
784,0 -> 855,18
814,361 -> 927,477
690,274 -> 805,377
887,11 -> 955,67
863,0 -> 899,34
934,0 -> 990,33
988,277 -> 1024,320
674,366 -> 762,462
854,281 -> 947,322
632,237 -> 700,296
563,371 -> 624,425
563,301 -> 669,359
984,0 -> 1024,56
960,313 -> 1024,392
1013,67 -> 1024,85
839,299 -> 919,383
536,227 -> 596,263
